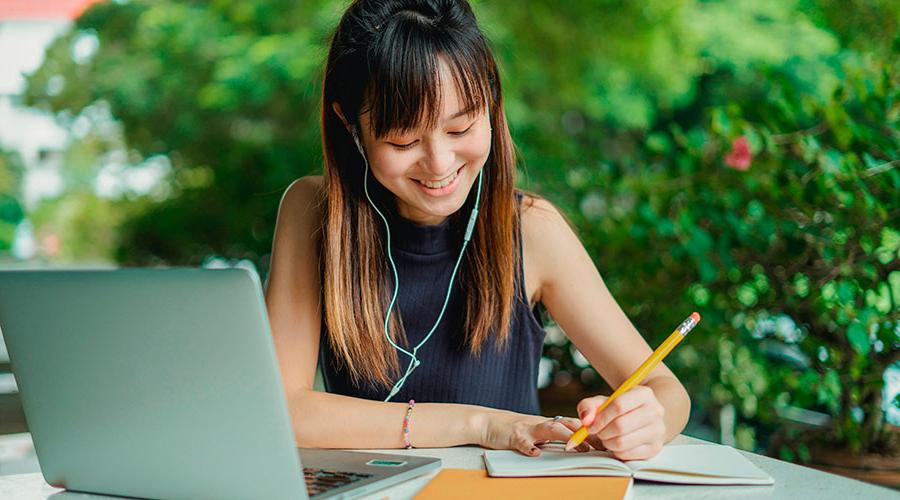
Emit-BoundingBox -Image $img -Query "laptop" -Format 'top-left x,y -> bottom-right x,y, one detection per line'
0,268 -> 440,499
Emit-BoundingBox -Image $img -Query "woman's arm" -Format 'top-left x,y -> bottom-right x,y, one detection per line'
521,196 -> 691,458
264,177 -> 578,452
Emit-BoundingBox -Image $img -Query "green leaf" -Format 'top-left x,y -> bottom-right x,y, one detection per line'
699,260 -> 718,282
817,369 -> 842,414
846,322 -> 870,355
836,280 -> 856,303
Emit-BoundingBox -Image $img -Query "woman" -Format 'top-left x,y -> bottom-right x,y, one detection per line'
265,0 -> 690,459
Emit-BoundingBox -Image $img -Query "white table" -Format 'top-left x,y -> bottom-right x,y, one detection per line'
0,434 -> 896,499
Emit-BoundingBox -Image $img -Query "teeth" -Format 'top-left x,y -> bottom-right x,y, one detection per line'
417,169 -> 459,189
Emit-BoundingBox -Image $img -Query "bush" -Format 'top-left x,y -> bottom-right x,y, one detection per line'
553,52 -> 899,456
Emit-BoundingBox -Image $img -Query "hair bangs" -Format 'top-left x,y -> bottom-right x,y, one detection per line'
364,12 -> 491,139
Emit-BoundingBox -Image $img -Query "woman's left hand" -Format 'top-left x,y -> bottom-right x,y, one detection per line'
575,385 -> 666,461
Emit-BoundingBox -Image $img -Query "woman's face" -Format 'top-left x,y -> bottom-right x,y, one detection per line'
354,58 -> 492,226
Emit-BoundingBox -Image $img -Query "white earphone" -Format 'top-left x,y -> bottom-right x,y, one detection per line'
350,124 -> 483,401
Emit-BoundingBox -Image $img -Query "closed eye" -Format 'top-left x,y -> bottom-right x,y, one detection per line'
388,140 -> 418,150
450,123 -> 475,136
387,122 -> 475,149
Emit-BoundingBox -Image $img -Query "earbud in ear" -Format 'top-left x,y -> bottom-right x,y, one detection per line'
350,126 -> 363,155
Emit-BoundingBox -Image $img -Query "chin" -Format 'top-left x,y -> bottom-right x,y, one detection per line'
410,188 -> 474,224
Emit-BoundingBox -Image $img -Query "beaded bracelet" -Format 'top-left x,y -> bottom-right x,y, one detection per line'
402,399 -> 416,449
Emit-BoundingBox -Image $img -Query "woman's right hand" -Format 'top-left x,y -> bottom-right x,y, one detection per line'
479,410 -> 591,456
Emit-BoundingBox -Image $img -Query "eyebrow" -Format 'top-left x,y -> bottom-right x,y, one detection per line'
444,104 -> 479,124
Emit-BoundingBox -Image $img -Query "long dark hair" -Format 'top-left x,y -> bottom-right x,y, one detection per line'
320,0 -> 520,389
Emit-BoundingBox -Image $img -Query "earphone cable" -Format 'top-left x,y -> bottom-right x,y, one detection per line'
358,142 -> 483,401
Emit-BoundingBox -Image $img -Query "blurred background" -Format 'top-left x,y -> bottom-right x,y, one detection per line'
0,0 -> 898,489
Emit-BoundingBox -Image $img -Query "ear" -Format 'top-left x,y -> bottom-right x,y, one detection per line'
331,101 -> 352,134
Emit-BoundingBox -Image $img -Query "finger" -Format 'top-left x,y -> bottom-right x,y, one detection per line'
571,442 -> 589,453
508,424 -> 543,457
601,422 -> 662,453
595,405 -> 658,440
515,434 -> 541,457
535,417 -> 590,452
533,419 -> 578,444
554,418 -> 591,452
557,418 -> 591,451
611,441 -> 663,462
586,433 -> 606,451
576,396 -> 609,427
556,417 -> 584,433
589,389 -> 653,434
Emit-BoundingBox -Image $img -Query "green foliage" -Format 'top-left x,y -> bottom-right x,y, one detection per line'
28,191 -> 129,262
0,148 -> 26,252
551,49 -> 899,455
24,0 -> 343,265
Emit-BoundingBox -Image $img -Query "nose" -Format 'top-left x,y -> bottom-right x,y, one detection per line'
420,139 -> 457,178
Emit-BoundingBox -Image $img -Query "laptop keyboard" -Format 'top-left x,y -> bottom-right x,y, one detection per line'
304,467 -> 373,497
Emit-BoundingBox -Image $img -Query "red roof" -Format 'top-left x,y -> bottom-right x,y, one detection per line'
0,0 -> 104,20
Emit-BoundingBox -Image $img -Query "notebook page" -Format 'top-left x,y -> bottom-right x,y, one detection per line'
624,444 -> 774,485
483,449 -> 632,477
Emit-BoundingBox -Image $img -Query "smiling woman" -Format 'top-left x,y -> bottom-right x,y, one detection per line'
333,56 -> 493,225
320,0 -> 518,392
263,0 -> 690,461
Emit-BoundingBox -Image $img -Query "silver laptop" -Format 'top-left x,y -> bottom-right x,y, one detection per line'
0,268 -> 440,499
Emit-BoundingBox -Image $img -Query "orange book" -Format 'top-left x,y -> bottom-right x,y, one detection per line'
413,468 -> 633,500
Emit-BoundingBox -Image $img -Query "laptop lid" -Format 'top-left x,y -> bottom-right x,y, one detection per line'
0,268 -> 310,499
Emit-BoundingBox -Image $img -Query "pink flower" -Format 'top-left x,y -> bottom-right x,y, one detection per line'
725,136 -> 752,171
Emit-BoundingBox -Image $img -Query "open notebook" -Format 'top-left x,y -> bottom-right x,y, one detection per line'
484,443 -> 774,485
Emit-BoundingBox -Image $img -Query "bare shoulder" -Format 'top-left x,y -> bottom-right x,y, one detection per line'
519,192 -> 578,304
280,175 -> 325,219
520,193 -> 565,224
520,192 -> 576,246
267,174 -> 325,292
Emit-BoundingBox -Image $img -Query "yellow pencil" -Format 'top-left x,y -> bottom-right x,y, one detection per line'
564,312 -> 701,451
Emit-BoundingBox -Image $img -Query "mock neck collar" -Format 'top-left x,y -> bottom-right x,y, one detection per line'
385,204 -> 464,255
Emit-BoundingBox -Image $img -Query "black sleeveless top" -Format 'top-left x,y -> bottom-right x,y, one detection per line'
318,192 -> 547,414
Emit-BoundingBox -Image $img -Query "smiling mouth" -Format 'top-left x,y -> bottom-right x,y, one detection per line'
413,166 -> 463,189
